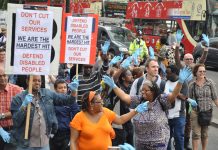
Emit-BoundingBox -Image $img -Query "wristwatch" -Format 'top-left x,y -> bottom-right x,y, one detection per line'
0,113 -> 5,120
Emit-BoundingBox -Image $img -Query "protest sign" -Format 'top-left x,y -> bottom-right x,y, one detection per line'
60,15 -> 98,65
5,4 -> 62,75
13,9 -> 53,75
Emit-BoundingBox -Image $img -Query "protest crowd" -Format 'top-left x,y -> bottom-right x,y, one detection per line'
0,22 -> 218,150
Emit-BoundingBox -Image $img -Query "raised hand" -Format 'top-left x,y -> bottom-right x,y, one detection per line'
135,101 -> 149,113
0,128 -> 10,143
149,46 -> 155,59
186,73 -> 193,82
121,57 -> 132,69
101,40 -> 110,54
68,79 -> 79,91
109,56 -> 122,66
178,67 -> 192,84
119,143 -> 135,150
202,34 -> 209,47
134,48 -> 141,56
176,29 -> 184,44
187,98 -> 198,107
102,75 -> 117,89
22,94 -> 33,107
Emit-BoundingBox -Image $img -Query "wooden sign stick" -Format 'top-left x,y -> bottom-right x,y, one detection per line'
24,75 -> 33,139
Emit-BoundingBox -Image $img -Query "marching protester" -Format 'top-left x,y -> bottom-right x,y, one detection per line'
164,65 -> 197,150
69,90 -> 148,150
50,79 -> 79,150
0,67 -> 23,150
189,64 -> 218,150
10,75 -> 78,150
102,58 -> 134,146
130,58 -> 166,97
102,66 -> 192,149
71,41 -> 110,107
175,30 -> 209,150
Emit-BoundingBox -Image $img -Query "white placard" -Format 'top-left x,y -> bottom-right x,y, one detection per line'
65,16 -> 93,64
13,9 -> 53,75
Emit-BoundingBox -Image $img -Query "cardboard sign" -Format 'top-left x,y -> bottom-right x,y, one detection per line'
5,4 -> 62,75
60,15 -> 98,65
13,9 -> 53,75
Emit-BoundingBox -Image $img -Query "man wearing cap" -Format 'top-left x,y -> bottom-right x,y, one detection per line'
129,30 -> 149,63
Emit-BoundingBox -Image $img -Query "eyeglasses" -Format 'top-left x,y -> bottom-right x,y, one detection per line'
185,58 -> 193,60
141,89 -> 151,94
198,70 -> 206,73
92,100 -> 104,105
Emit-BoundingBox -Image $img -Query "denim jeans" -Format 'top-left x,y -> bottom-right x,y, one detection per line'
167,116 -> 186,150
16,145 -> 49,150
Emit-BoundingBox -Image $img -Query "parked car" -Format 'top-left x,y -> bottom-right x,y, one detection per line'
193,38 -> 218,68
97,25 -> 135,57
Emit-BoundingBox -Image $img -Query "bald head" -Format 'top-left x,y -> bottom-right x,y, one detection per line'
183,53 -> 194,66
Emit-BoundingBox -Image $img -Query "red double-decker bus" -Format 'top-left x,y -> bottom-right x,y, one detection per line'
125,0 -> 208,54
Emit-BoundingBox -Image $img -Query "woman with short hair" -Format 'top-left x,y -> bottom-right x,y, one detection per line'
102,67 -> 192,150
189,64 -> 218,150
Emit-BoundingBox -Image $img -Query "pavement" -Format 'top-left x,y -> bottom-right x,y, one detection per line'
211,104 -> 218,128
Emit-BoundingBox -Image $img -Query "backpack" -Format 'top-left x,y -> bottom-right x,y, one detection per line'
136,76 -> 166,95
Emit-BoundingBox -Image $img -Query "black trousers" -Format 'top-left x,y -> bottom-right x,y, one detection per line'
50,130 -> 70,150
112,127 -> 133,146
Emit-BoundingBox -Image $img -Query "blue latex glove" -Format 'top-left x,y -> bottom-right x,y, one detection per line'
119,143 -> 135,150
134,48 -> 141,56
102,75 -> 117,89
0,128 -> 10,143
135,101 -> 149,113
68,79 -> 79,91
101,40 -> 110,54
149,46 -> 155,59
176,29 -> 184,43
109,56 -> 122,66
121,57 -> 132,69
202,34 -> 209,47
186,73 -> 193,82
22,94 -> 33,107
187,98 -> 198,107
178,66 -> 192,84
131,53 -> 139,66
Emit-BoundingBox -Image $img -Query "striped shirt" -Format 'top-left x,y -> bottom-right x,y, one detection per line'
73,61 -> 109,106
0,83 -> 23,127
189,78 -> 217,111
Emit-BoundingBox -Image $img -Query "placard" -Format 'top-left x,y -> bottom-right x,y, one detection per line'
5,4 -> 62,75
13,9 -> 53,75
